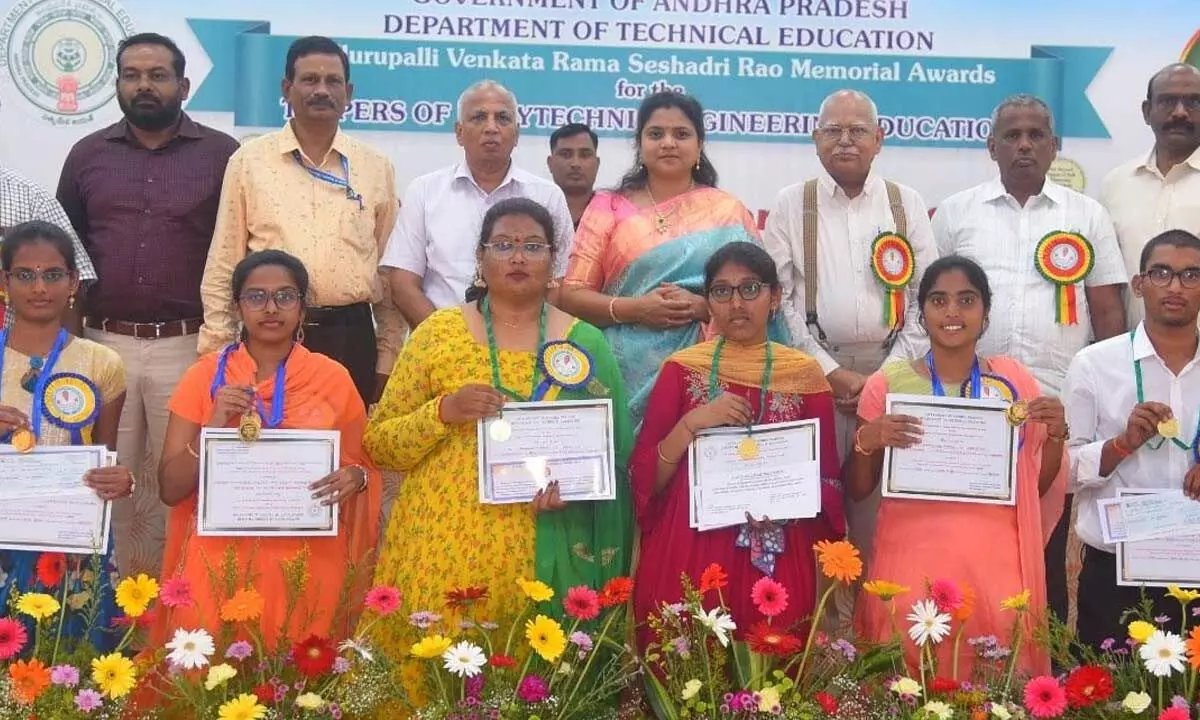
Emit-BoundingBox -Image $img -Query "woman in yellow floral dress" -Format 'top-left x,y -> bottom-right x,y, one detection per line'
363,198 -> 633,713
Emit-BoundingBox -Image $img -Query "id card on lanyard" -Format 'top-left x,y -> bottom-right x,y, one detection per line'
292,150 -> 363,209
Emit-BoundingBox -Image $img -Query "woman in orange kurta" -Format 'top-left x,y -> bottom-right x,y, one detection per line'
846,256 -> 1068,679
154,250 -> 381,647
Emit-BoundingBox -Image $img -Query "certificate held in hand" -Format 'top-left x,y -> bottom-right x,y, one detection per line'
881,393 -> 1019,505
0,445 -> 111,554
198,428 -> 341,537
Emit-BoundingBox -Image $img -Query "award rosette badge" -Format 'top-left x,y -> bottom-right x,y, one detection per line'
535,340 -> 594,398
870,232 -> 915,328
964,374 -> 1017,403
1035,231 -> 1094,325
42,372 -> 100,443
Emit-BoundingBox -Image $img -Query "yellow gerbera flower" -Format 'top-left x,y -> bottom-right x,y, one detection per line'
1127,620 -> 1156,644
218,693 -> 267,720
999,589 -> 1031,612
410,635 -> 453,660
114,574 -> 159,618
862,580 -> 909,601
525,614 -> 566,662
204,663 -> 238,690
517,578 -> 555,603
1167,585 -> 1200,605
16,593 -> 61,621
91,653 -> 137,699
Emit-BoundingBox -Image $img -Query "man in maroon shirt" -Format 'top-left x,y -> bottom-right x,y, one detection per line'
57,32 -> 239,577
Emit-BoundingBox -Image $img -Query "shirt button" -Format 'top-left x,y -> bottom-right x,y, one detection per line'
137,276 -> 144,283
143,209 -> 151,215
146,178 -> 154,183
139,243 -> 145,249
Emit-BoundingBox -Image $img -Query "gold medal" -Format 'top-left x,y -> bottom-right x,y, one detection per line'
10,428 -> 35,453
1005,400 -> 1029,427
1158,417 -> 1180,440
489,418 -> 512,443
737,436 -> 759,461
238,411 -> 262,442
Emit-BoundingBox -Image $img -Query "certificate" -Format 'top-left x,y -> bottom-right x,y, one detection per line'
198,429 -> 340,537
0,445 -> 110,554
477,399 -> 615,504
688,420 -> 821,532
1115,489 -> 1200,587
882,394 -> 1018,505
1098,490 -> 1200,544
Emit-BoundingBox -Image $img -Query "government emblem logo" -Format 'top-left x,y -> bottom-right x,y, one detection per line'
0,0 -> 135,126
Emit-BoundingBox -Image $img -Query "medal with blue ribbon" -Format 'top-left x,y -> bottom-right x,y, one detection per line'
292,151 -> 363,209
210,344 -> 289,442
932,355 -> 1026,444
532,340 -> 594,400
927,351 -> 981,398
964,374 -> 1018,403
0,328 -> 71,451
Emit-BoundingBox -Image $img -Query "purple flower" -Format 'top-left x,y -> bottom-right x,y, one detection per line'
459,620 -> 476,630
1155,614 -> 1171,624
479,621 -> 499,631
330,704 -> 343,720
50,664 -> 80,687
1193,607 -> 1200,618
517,674 -> 550,703
831,638 -> 857,661
332,657 -> 351,674
1100,638 -> 1116,651
75,689 -> 103,712
408,611 -> 442,629
671,636 -> 691,658
1172,695 -> 1190,709
570,631 -> 593,655
225,640 -> 253,661
466,674 -> 486,699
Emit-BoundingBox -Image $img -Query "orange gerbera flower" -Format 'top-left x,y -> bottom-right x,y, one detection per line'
219,588 -> 265,623
952,583 -> 977,623
813,540 -> 862,583
9,658 -> 51,704
1186,626 -> 1200,671
599,577 -> 633,608
698,564 -> 728,593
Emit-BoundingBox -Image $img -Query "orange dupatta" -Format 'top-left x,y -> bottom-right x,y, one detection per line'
668,339 -> 832,396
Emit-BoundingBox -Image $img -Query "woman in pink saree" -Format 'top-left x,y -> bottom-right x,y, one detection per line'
559,91 -> 786,428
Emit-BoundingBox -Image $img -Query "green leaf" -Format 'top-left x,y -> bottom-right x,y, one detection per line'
642,673 -> 681,720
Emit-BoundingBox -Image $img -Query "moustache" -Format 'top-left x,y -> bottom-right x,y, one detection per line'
132,93 -> 159,104
1165,120 -> 1196,133
307,97 -> 336,108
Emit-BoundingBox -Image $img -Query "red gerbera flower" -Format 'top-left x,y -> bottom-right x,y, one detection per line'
291,635 -> 336,678
745,621 -> 803,656
253,682 -> 275,705
930,677 -> 961,694
598,577 -> 633,608
1064,665 -> 1114,709
489,654 -> 517,669
698,563 -> 728,593
445,585 -> 489,609
35,553 -> 66,588
814,691 -> 838,715
563,586 -> 601,621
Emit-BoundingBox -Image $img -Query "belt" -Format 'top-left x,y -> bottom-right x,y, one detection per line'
85,316 -> 203,339
303,303 -> 371,326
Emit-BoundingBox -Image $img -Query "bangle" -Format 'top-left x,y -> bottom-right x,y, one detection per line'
1110,435 -> 1133,458
352,465 -> 369,493
185,442 -> 199,459
853,426 -> 872,456
656,442 -> 679,465
608,297 -> 622,324
1046,423 -> 1070,442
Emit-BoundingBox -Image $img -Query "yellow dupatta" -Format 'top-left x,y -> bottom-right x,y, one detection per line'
668,339 -> 831,396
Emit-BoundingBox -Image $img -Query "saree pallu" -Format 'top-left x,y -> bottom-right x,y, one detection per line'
566,188 -> 789,429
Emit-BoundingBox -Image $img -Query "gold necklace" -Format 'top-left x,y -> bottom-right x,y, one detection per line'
645,183 -> 690,234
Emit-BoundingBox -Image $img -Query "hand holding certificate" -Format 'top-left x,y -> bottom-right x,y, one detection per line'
1114,489 -> 1200,587
0,445 -> 112,553
198,428 -> 340,536
1098,490 -> 1200,544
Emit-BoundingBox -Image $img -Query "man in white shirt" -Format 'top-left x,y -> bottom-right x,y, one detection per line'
762,89 -> 937,616
1102,63 -> 1200,327
381,80 -> 574,327
1063,229 -> 1200,647
933,93 -> 1128,630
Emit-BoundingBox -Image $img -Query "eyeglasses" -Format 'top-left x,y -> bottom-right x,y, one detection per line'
814,125 -> 873,143
5,268 -> 70,285
1152,94 -> 1200,112
483,237 -> 552,258
239,288 -> 302,311
1145,266 -> 1200,289
708,281 -> 765,303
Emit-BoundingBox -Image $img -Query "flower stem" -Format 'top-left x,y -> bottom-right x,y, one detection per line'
558,608 -> 619,719
1002,618 -> 1024,695
795,584 -> 836,689
50,573 -> 72,665
951,626 -> 964,681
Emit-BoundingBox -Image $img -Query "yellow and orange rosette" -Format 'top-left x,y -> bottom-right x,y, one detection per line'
869,232 -> 915,329
1034,231 -> 1094,325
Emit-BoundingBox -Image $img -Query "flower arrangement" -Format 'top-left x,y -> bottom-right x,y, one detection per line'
0,552 -> 154,719
388,575 -> 639,719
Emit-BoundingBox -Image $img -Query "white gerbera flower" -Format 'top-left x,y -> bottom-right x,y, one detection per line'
338,637 -> 375,662
921,701 -> 953,720
697,607 -> 736,647
164,628 -> 215,670
906,599 -> 952,646
441,641 -> 486,678
1138,630 -> 1187,677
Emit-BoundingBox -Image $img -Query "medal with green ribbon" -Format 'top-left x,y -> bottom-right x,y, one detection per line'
1035,231 -> 1094,325
1131,331 -> 1200,452
708,338 -> 773,461
870,231 -> 915,329
482,297 -> 547,442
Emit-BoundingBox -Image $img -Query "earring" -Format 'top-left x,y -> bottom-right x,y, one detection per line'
295,325 -> 306,344
236,321 -> 246,342
546,279 -> 560,290
917,316 -> 927,335
695,159 -> 700,171
68,294 -> 76,310
473,276 -> 487,289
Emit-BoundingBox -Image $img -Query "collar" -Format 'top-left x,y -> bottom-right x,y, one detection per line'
983,175 -> 1064,206
453,160 -> 521,192
277,120 -> 349,165
1137,145 -> 1200,177
816,170 -> 882,200
1131,321 -> 1200,366
103,113 -> 203,143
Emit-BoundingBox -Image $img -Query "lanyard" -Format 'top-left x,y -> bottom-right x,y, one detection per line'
210,344 -> 289,428
291,151 -> 363,209
1131,332 -> 1199,452
482,297 -> 548,401
0,328 -> 69,439
926,352 -> 981,398
708,338 -> 774,426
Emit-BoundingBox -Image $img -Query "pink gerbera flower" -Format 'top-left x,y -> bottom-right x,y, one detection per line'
159,577 -> 194,609
364,586 -> 402,616
930,579 -> 964,614
1024,675 -> 1068,718
517,674 -> 550,703
750,577 -> 789,618
1159,708 -> 1190,720
563,586 -> 601,621
0,618 -> 28,660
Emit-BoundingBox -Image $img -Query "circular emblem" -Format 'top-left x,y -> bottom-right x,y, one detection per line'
1048,157 -> 1087,193
965,374 -> 1017,403
538,340 -> 594,390
0,0 -> 135,124
870,232 -> 915,289
1035,232 -> 1094,286
40,372 -> 98,429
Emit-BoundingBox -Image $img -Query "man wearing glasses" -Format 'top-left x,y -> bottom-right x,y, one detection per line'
1063,229 -> 1200,648
380,80 -> 574,329
1102,63 -> 1200,329
762,89 -> 937,614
